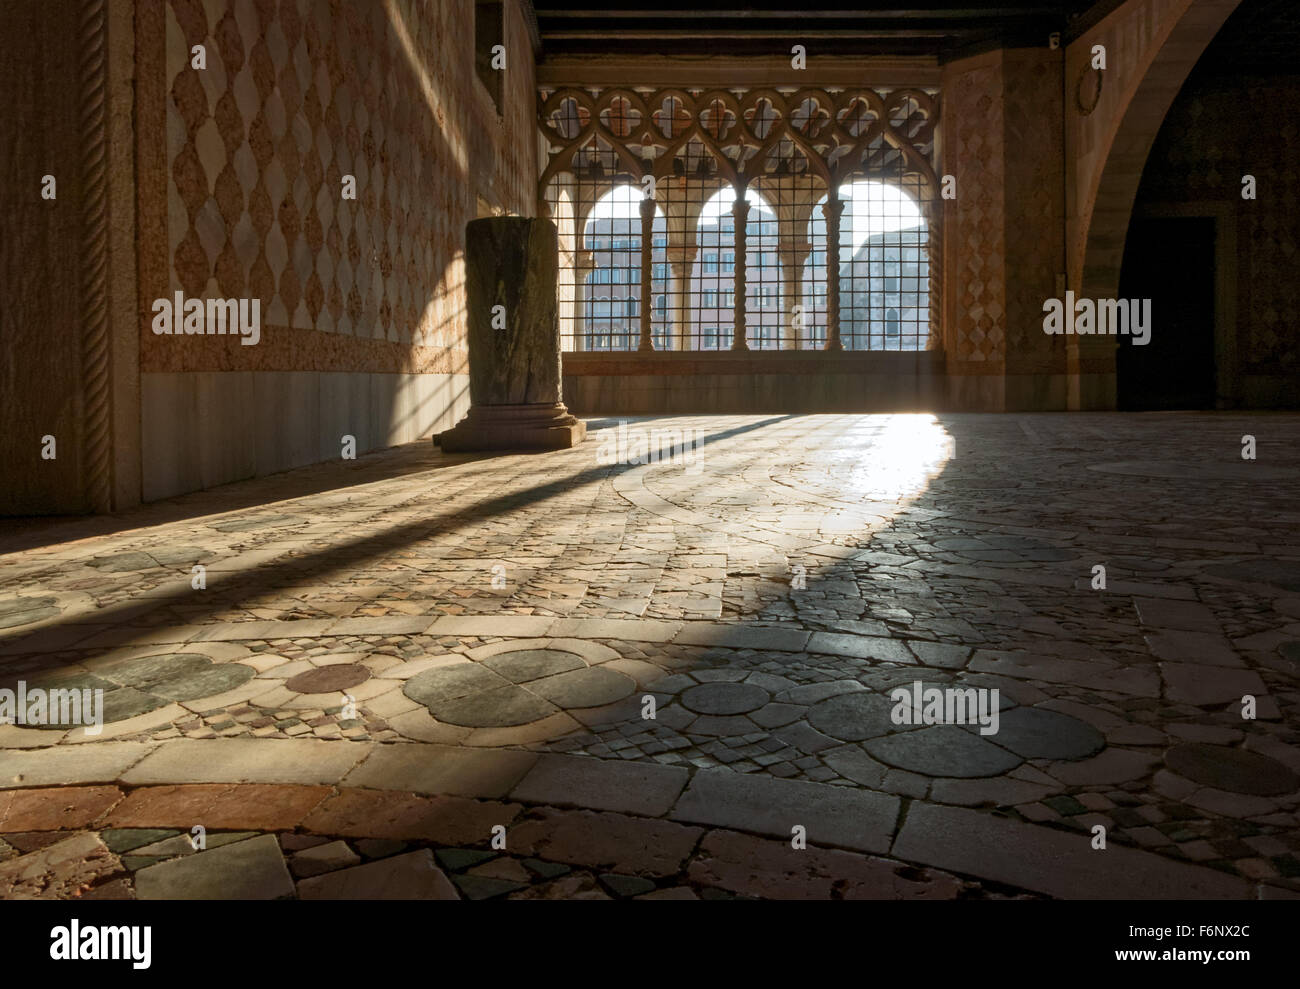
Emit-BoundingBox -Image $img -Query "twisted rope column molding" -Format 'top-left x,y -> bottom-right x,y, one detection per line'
730,195 -> 750,351
823,195 -> 845,352
638,195 -> 655,351
78,0 -> 112,513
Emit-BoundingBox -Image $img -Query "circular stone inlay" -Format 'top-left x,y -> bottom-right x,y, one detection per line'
989,706 -> 1105,761
98,652 -> 254,703
97,687 -> 169,726
529,667 -> 635,709
680,682 -> 770,716
286,664 -> 371,694
106,653 -> 211,688
404,664 -> 504,708
482,649 -> 585,683
1165,743 -> 1300,797
429,685 -> 558,728
404,658 -> 635,728
145,665 -> 254,702
807,691 -> 905,742
865,724 -> 1023,778
15,652 -> 256,728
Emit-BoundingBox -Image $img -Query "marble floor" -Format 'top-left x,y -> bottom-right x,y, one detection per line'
2,412 -> 1299,899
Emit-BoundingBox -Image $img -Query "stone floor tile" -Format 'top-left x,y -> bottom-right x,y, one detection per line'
689,829 -> 963,900
0,786 -> 122,831
0,742 -> 156,788
1134,598 -> 1221,632
807,632 -> 915,664
510,754 -> 687,816
506,808 -> 702,876
298,849 -> 458,899
121,737 -> 371,786
344,743 -> 537,799
671,767 -> 899,853
134,834 -> 292,900
104,783 -> 332,831
302,789 -> 521,844
1146,631 -> 1242,667
891,802 -> 1251,899
674,624 -> 810,652
0,832 -> 122,899
289,839 -> 361,878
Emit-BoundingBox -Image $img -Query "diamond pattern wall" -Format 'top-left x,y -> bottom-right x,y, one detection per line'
142,0 -> 538,372
942,56 -> 1007,367
1002,48 -> 1066,374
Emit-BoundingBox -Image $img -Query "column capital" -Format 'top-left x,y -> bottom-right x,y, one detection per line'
665,245 -> 697,266
787,240 -> 813,261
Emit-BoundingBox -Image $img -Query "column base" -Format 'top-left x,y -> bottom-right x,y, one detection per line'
435,402 -> 587,452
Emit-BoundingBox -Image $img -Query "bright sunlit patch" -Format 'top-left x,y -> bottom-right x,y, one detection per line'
586,184 -> 645,222
836,414 -> 953,502
698,186 -> 776,224
834,180 -> 925,251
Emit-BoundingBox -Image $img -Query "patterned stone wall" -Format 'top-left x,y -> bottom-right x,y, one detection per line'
138,0 -> 538,374
938,48 -> 1068,407
941,52 -> 1007,374
1002,48 -> 1066,381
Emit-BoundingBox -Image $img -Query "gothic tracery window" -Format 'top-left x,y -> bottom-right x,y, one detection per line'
540,85 -> 939,353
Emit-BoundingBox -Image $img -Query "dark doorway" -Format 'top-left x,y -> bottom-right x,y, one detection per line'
1117,216 -> 1217,410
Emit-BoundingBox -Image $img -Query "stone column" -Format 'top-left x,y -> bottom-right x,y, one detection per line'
438,217 -> 585,451
731,196 -> 750,351
824,194 -> 845,352
784,240 -> 811,350
572,247 -> 592,352
666,246 -> 696,351
638,196 -> 656,351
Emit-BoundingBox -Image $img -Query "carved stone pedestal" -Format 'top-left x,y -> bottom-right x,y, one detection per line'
438,402 -> 584,452
437,216 -> 585,452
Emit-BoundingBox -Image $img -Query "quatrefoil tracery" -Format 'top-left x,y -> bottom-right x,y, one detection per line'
539,86 -> 939,196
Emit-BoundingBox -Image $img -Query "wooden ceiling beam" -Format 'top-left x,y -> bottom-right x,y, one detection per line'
542,28 -> 959,39
535,53 -> 943,88
535,5 -> 1067,16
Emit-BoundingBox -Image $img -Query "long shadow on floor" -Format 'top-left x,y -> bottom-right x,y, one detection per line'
0,415 -> 802,667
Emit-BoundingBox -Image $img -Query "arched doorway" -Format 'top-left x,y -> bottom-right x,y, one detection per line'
1115,0 -> 1295,410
